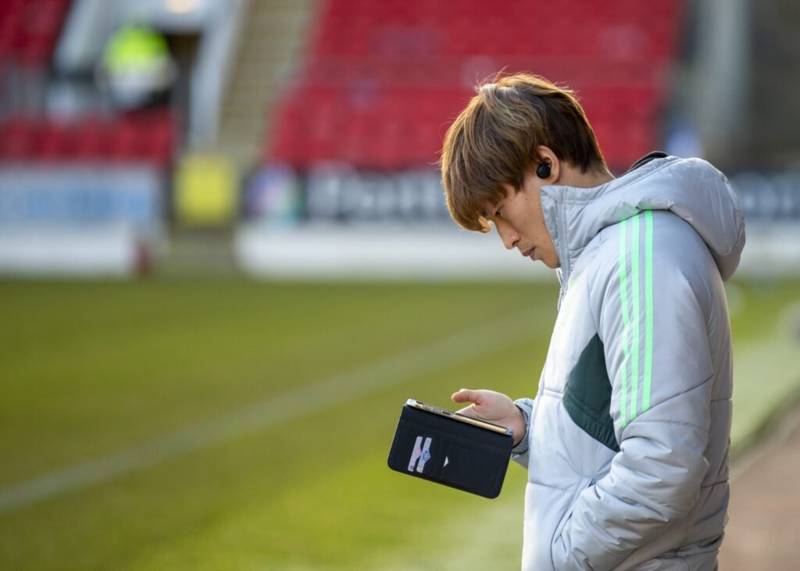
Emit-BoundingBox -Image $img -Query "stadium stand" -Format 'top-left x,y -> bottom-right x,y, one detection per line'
0,0 -> 176,167
0,1 -> 179,276
267,0 -> 684,171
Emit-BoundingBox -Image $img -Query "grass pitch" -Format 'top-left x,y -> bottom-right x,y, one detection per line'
0,277 -> 797,570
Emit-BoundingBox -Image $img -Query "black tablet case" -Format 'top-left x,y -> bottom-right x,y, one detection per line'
387,402 -> 514,499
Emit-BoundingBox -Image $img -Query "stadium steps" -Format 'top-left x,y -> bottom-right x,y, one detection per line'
216,0 -> 318,170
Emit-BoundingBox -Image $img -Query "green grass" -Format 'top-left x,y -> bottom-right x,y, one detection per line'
0,277 -> 797,570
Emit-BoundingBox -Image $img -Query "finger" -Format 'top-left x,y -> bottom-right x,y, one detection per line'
451,388 -> 482,405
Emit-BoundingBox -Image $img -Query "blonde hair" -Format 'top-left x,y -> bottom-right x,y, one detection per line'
440,73 -> 606,232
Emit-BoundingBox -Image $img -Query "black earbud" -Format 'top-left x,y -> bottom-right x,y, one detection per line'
536,162 -> 551,179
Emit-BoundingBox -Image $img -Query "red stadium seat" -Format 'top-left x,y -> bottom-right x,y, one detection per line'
0,117 -> 37,160
0,0 -> 71,67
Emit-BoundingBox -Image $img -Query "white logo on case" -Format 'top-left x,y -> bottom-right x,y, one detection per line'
408,436 -> 432,473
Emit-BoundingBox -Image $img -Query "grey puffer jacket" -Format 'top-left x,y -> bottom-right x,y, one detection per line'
511,155 -> 745,570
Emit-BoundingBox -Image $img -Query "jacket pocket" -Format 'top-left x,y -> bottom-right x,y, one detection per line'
548,477 -> 594,566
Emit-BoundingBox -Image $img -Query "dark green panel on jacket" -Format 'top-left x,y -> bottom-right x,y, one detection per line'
563,334 -> 620,452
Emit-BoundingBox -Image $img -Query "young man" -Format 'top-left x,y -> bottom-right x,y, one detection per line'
440,74 -> 745,570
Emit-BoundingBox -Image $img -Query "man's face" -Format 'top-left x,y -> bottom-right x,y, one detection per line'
484,171 -> 559,268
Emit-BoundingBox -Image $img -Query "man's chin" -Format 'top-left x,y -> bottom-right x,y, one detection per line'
540,257 -> 560,269
526,250 -> 559,269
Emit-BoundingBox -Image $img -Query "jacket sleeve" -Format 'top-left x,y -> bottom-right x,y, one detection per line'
552,214 -> 715,570
511,397 -> 534,468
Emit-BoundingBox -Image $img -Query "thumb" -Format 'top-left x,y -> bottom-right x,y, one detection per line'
451,388 -> 482,405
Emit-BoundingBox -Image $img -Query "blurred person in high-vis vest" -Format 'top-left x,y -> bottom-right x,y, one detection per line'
99,24 -> 175,110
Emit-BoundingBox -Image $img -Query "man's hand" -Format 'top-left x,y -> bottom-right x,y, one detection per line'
451,388 -> 527,447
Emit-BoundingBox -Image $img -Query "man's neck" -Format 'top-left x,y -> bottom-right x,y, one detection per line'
560,166 -> 615,189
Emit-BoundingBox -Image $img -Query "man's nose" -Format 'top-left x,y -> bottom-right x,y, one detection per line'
496,221 -> 519,250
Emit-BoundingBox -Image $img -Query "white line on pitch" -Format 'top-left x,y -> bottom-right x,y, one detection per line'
0,310 -> 537,514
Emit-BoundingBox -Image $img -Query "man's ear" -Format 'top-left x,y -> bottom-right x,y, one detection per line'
535,145 -> 560,182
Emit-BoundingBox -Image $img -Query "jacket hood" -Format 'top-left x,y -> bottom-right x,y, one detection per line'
539,156 -> 746,287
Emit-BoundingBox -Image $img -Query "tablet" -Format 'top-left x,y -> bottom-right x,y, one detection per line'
387,398 -> 514,499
